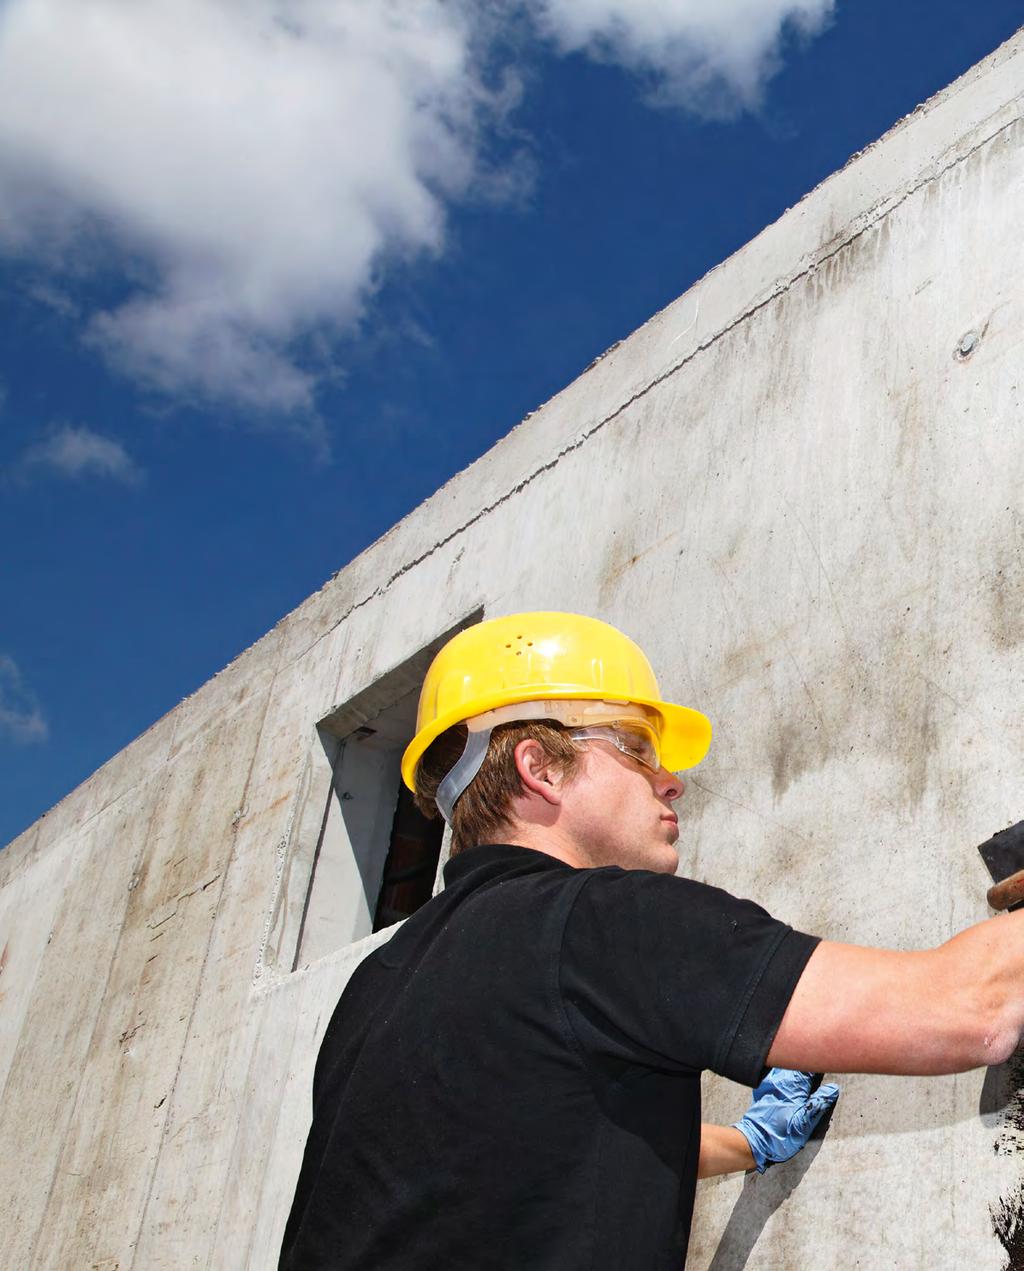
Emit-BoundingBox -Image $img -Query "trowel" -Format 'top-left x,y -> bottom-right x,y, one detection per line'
978,820 -> 1024,912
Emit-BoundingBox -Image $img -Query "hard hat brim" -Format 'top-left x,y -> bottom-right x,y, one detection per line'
401,688 -> 711,792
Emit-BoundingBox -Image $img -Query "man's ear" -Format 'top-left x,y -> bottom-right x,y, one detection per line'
514,738 -> 564,808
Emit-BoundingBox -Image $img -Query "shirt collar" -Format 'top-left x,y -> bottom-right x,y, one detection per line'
442,842 -> 573,889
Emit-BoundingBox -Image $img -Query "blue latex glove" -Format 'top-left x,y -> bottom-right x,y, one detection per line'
732,1068 -> 840,1174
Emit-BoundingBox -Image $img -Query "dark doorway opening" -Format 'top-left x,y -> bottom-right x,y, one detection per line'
373,785 -> 445,931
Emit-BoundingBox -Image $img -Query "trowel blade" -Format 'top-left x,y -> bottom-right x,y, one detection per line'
977,820 -> 1024,884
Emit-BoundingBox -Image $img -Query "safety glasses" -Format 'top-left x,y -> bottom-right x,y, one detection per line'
567,722 -> 662,773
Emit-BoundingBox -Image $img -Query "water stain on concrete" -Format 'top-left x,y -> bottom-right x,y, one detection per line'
597,528 -> 680,610
990,548 -> 1024,651
769,719 -> 829,801
897,678 -> 938,811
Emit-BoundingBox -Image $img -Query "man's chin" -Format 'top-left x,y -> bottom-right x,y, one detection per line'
650,840 -> 680,873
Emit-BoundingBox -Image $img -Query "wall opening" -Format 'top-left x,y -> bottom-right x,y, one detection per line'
266,612 -> 482,975
372,780 -> 445,932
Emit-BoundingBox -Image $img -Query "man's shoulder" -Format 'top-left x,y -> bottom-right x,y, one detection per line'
575,862 -> 736,900
568,864 -> 777,940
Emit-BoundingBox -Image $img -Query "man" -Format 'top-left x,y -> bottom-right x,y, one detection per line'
280,612 -> 1023,1269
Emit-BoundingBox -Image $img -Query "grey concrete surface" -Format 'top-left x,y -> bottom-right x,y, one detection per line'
5,28 -> 1024,1270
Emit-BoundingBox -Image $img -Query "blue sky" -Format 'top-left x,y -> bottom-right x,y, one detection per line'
1,0 -> 1022,848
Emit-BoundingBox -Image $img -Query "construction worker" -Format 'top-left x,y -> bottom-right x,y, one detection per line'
279,612 -> 1019,1269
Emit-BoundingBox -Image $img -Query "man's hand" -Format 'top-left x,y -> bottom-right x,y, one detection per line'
732,1068 -> 839,1174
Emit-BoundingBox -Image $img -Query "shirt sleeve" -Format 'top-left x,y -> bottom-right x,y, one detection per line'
558,867 -> 820,1087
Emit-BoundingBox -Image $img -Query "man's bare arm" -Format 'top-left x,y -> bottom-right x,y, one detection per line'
698,1124 -> 754,1178
768,913 -> 1024,1074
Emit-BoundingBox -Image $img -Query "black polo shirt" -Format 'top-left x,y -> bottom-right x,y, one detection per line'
279,844 -> 819,1270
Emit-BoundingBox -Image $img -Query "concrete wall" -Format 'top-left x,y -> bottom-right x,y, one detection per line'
5,29 -> 1024,1270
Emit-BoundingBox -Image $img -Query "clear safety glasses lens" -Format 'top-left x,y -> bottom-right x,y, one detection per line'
568,724 -> 661,773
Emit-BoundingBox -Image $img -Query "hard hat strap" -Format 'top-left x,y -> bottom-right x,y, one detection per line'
435,726 -> 493,824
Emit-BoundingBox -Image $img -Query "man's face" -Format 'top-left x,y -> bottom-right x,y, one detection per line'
558,734 -> 684,874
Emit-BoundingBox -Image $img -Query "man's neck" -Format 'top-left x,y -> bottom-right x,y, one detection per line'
501,822 -> 588,869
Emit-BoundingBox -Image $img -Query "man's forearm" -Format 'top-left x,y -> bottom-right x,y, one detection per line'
698,1123 -> 755,1178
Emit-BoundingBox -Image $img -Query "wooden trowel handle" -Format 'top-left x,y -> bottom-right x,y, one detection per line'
988,868 -> 1024,912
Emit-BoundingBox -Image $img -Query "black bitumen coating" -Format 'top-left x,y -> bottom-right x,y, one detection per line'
991,1051 -> 1024,1270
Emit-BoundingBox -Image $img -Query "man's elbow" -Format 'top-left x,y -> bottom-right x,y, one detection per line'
936,939 -> 1024,1072
960,990 -> 1021,1069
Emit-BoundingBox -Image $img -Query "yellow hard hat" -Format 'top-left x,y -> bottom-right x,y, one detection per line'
401,611 -> 711,792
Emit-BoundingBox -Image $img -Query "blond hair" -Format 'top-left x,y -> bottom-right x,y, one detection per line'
413,721 -> 581,856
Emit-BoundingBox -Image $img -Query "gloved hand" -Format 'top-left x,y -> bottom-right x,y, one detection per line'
732,1068 -> 840,1174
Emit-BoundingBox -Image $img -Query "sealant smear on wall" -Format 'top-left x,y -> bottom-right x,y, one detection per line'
991,1051 -> 1024,1270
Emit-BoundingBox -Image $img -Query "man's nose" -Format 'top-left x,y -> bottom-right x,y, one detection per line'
657,768 -> 684,800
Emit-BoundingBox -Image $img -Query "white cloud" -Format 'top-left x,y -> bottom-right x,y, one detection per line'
528,0 -> 835,116
18,424 -> 144,484
0,0 -> 831,425
0,656 -> 48,745
0,0 -> 515,422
